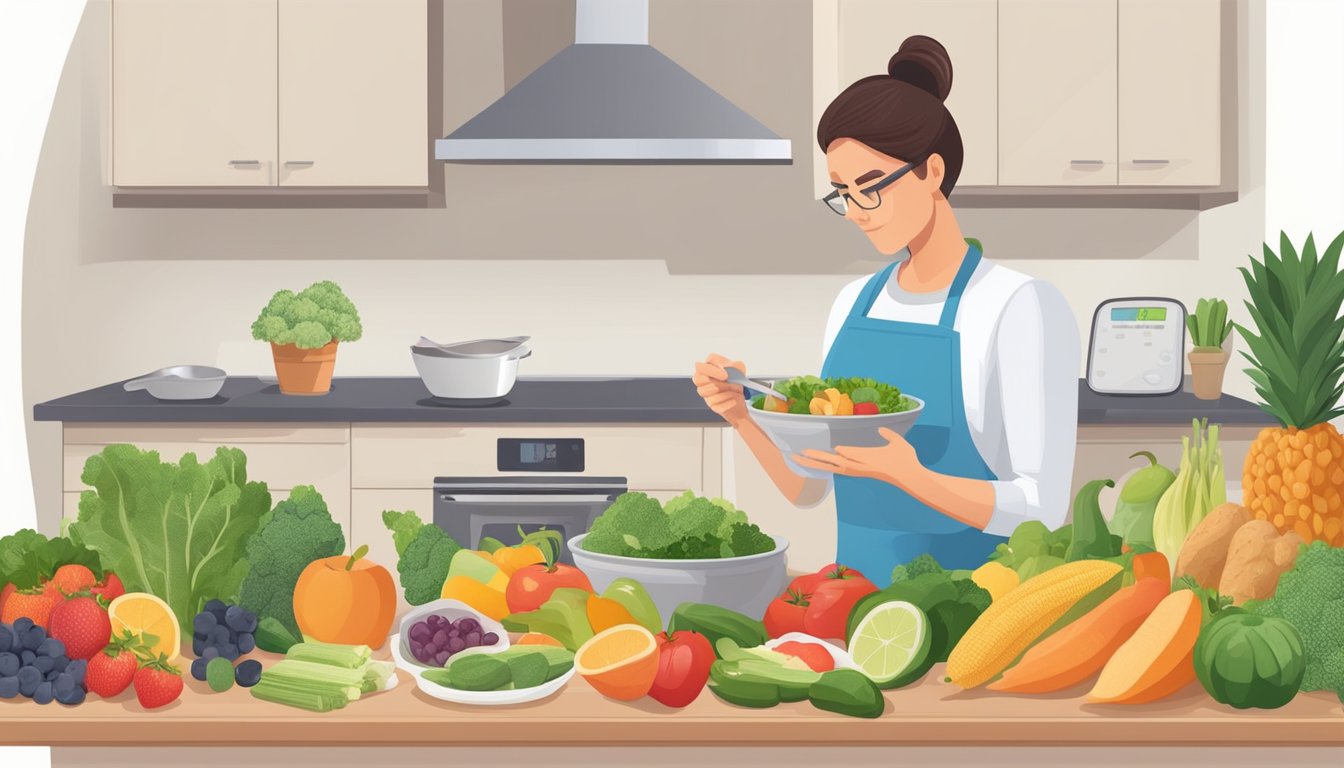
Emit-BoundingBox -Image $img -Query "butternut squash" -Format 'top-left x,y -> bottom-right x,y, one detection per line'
989,577 -> 1167,694
1088,589 -> 1201,704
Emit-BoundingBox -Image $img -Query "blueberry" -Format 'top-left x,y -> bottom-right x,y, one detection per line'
32,655 -> 55,675
22,626 -> 46,652
201,646 -> 220,661
55,685 -> 85,706
0,652 -> 18,677
241,611 -> 257,634
53,673 -> 76,698
12,618 -> 33,636
32,681 -> 53,705
204,600 -> 228,620
0,676 -> 18,699
45,669 -> 60,682
194,611 -> 217,636
209,626 -> 231,646
20,650 -> 35,666
224,605 -> 249,634
237,632 -> 255,655
65,659 -> 86,685
0,624 -> 12,654
37,638 -> 65,659
234,659 -> 262,688
219,643 -> 240,662
17,666 -> 41,697
190,657 -> 209,682
52,655 -> 69,674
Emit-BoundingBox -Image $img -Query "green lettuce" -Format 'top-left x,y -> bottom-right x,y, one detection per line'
71,444 -> 271,634
0,529 -> 103,590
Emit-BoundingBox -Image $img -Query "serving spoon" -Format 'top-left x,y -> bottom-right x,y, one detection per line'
724,367 -> 790,402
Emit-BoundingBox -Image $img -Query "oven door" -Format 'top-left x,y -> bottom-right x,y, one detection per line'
433,476 -> 627,564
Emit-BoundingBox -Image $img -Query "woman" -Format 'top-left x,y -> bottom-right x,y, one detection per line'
693,36 -> 1079,579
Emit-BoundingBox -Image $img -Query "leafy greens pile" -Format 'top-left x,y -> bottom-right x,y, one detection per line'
70,444 -> 271,633
749,375 -> 911,415
0,529 -> 102,591
580,491 -> 776,560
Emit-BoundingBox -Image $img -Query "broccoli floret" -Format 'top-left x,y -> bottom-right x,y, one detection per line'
953,578 -> 992,613
725,522 -> 776,557
239,485 -> 346,642
891,553 -> 946,584
664,492 -> 726,540
251,280 -> 362,348
396,519 -> 462,605
1250,541 -> 1344,698
646,534 -> 724,560
583,492 -> 672,556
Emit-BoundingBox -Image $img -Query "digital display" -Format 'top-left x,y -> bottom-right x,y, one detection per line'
498,438 -> 584,472
519,442 -> 558,464
1111,307 -> 1167,322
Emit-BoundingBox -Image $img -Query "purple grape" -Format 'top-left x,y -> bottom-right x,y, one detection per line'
459,619 -> 480,635
409,623 -> 431,643
482,632 -> 499,646
448,627 -> 459,639
433,650 -> 450,667
410,641 -> 424,660
465,631 -> 481,647
447,636 -> 465,653
432,629 -> 448,647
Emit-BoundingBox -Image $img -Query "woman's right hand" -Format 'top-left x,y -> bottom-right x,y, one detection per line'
693,353 -> 750,427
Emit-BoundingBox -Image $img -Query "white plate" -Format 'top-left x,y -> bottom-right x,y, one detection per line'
389,633 -> 575,706
764,632 -> 863,672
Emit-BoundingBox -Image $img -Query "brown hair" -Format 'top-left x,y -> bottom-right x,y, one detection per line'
817,35 -> 963,197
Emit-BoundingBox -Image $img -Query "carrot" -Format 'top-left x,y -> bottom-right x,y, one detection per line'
1088,589 -> 1201,704
989,577 -> 1167,694
1131,551 -> 1171,591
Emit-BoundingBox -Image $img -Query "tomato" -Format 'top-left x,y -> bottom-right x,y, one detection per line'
853,402 -> 880,415
648,630 -> 715,708
763,588 -> 810,638
91,572 -> 125,603
802,569 -> 878,641
505,563 -> 594,614
773,640 -> 835,672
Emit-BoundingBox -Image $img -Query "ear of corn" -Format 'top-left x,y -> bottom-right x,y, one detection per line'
945,559 -> 1123,688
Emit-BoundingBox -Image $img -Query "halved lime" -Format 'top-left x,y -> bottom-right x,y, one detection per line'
847,600 -> 932,689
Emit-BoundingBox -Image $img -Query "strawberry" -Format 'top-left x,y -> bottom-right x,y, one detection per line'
0,582 -> 13,614
0,588 -> 61,628
133,654 -> 184,710
50,565 -> 98,596
91,572 -> 125,602
49,595 -> 112,660
86,632 -> 145,698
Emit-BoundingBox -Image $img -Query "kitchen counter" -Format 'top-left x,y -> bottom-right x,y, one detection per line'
2,661 -> 1341,746
33,377 -> 1276,426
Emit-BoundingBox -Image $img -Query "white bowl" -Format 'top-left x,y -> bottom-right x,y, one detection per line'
746,396 -> 924,479
395,599 -> 510,673
389,633 -> 576,706
411,346 -> 527,399
568,533 -> 789,621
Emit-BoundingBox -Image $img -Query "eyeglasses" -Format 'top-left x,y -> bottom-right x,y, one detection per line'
823,162 -> 917,216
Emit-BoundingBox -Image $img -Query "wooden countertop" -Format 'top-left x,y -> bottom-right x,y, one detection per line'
3,656 -> 1342,747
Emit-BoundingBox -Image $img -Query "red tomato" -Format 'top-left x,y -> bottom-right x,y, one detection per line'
504,563 -> 594,614
789,563 -> 863,595
648,630 -> 715,708
802,570 -> 878,641
853,402 -> 880,415
773,640 -> 835,673
763,588 -> 810,638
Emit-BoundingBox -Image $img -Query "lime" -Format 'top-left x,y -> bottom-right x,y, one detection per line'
847,600 -> 932,689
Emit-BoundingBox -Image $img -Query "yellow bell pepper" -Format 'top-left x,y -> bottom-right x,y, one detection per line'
440,575 -> 510,621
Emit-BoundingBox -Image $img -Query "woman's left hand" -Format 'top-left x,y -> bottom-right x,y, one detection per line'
792,428 -> 923,486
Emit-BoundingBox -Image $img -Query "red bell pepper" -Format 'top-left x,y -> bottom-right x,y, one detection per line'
648,630 -> 715,708
763,588 -> 811,638
802,566 -> 878,641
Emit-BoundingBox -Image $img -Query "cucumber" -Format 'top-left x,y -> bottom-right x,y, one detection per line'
707,661 -> 781,709
721,658 -> 820,703
505,654 -> 549,689
668,603 -> 767,656
253,616 -> 300,654
808,669 -> 885,719
443,655 -> 511,691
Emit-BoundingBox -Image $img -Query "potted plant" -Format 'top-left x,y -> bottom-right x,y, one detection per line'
1187,297 -> 1233,400
251,280 -> 362,395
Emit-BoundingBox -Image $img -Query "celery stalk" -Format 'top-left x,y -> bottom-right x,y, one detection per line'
284,640 -> 372,669
265,660 -> 369,696
250,676 -> 356,712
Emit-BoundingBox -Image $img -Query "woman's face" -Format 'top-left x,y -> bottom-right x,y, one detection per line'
826,139 -> 943,256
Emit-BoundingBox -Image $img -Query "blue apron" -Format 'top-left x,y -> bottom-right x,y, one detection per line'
820,242 -> 1006,581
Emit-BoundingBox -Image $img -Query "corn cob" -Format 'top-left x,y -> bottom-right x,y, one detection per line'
945,559 -> 1122,688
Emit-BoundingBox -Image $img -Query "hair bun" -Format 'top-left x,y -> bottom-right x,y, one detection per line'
888,35 -> 953,102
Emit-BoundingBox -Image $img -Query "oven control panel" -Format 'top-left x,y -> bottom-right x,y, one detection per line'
497,438 -> 584,472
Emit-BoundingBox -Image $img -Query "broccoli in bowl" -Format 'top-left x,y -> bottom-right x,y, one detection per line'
750,375 -> 913,416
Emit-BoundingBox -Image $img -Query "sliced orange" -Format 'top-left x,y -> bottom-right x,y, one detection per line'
586,593 -> 638,634
107,592 -> 181,662
574,624 -> 659,701
516,632 -> 565,647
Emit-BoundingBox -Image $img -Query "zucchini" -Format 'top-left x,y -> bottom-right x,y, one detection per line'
668,603 -> 767,655
808,669 -> 885,719
707,661 -> 781,709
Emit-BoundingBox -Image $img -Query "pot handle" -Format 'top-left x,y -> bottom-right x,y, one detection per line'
508,346 -> 532,361
123,373 -> 166,392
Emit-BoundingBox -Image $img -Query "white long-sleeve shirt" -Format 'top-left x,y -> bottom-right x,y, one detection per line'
821,256 -> 1080,536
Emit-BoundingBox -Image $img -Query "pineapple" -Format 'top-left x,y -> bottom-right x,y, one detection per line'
1238,231 -> 1344,545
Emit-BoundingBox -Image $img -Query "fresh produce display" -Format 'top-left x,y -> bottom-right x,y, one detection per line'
1194,610 -> 1305,709
647,630 -> 714,708
250,640 -> 394,712
238,485 -> 345,651
668,602 -> 768,655
574,623 -> 660,701
749,375 -> 913,416
1109,452 -> 1177,550
421,646 -> 574,692
1152,418 -> 1226,572
0,528 -> 105,628
579,491 -> 776,559
847,600 -> 930,689
132,654 -> 184,710
1248,541 -> 1344,700
1089,589 -> 1202,704
47,594 -> 112,661
72,444 -> 272,635
1236,231 -> 1344,545
382,510 -> 462,606
406,613 -> 500,667
293,545 -> 396,649
0,618 -> 87,705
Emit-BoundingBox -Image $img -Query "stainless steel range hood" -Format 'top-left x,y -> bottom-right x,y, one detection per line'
435,0 -> 792,163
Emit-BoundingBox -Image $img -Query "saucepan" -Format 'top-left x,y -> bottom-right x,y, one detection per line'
411,336 -> 531,399
123,366 -> 227,401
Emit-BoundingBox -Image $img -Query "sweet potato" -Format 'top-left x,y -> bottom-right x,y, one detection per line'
1174,503 -> 1251,587
1088,589 -> 1200,704
1217,520 -> 1303,605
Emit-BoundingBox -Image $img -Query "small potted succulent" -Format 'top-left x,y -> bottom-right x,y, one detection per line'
252,280 -> 362,395
1187,297 -> 1233,400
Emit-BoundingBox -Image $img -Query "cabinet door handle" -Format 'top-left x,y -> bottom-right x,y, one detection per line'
1132,159 -> 1171,165
228,160 -> 261,166
1069,159 -> 1105,166
284,160 -> 315,167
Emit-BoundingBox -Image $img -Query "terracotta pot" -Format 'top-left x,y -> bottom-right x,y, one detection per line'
1188,348 -> 1230,400
270,341 -> 338,395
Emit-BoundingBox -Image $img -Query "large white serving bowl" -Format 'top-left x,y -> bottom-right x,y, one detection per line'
746,396 -> 924,479
568,533 -> 789,621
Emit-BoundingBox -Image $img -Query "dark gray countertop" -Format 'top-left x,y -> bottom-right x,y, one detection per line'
32,377 -> 1279,426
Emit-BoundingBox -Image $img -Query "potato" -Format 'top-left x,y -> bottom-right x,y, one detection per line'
1173,503 -> 1252,588
1218,520 -> 1303,605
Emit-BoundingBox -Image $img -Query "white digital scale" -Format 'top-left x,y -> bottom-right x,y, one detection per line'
1087,297 -> 1188,395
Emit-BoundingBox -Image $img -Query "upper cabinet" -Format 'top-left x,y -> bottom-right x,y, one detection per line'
112,0 -> 428,188
815,0 -> 1230,202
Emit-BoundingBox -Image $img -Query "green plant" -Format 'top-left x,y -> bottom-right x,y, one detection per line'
382,510 -> 462,605
1187,297 -> 1233,351
251,280 -> 363,350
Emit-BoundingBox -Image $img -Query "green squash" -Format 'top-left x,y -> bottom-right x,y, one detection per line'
1194,611 -> 1305,709
1110,451 -> 1176,550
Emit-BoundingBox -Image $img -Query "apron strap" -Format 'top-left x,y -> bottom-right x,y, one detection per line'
850,260 -> 901,320
937,241 -> 984,330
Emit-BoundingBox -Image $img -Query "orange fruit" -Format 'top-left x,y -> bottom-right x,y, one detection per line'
575,624 -> 658,701
586,593 -> 638,634
107,593 -> 180,662
516,632 -> 565,647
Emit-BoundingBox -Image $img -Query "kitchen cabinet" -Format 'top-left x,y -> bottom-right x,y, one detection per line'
836,0 -> 998,186
112,0 -> 428,188
1119,0 -> 1222,186
999,0 -> 1118,185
